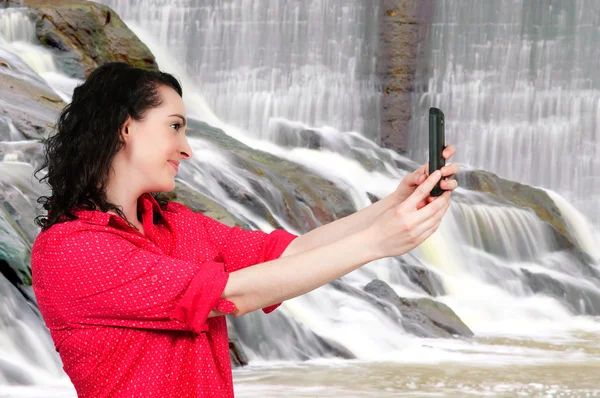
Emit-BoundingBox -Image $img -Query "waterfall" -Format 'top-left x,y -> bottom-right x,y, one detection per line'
95,0 -> 600,354
409,0 -> 600,225
99,0 -> 382,142
0,8 -> 81,101
1,1 -> 600,395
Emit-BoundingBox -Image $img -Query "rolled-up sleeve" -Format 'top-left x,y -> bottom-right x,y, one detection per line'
200,215 -> 298,314
42,230 -> 234,334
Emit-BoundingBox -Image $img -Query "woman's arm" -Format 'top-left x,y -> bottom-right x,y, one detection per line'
279,194 -> 395,258
219,172 -> 450,316
207,227 -> 376,319
222,226 -> 378,316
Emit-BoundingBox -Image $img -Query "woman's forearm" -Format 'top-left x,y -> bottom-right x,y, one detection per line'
207,195 -> 393,318
223,226 -> 379,316
282,193 -> 394,257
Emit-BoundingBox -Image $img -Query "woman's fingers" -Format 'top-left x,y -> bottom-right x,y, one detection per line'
441,179 -> 458,190
412,194 -> 450,237
402,171 -> 443,210
442,145 -> 456,159
411,190 -> 450,224
440,162 -> 461,178
419,151 -> 459,180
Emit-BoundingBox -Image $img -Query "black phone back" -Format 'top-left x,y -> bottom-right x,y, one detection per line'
429,107 -> 445,197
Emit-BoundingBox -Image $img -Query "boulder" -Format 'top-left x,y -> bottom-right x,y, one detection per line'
186,120 -> 356,232
520,268 -> 600,315
330,279 -> 472,338
228,308 -> 355,367
364,279 -> 473,338
400,262 -> 446,297
12,0 -> 158,78
457,169 -> 577,250
0,48 -> 65,140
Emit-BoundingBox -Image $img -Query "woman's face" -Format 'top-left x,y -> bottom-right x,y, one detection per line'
116,84 -> 193,193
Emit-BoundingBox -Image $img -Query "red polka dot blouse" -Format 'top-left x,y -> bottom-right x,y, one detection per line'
31,192 -> 298,397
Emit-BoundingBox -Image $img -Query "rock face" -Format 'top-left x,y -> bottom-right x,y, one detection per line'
457,169 -> 577,249
11,0 -> 158,78
364,279 -> 473,338
183,120 -> 356,232
399,260 -> 446,297
228,310 -> 355,369
0,49 -> 66,141
520,268 -> 600,316
378,0 -> 433,153
163,181 -> 253,231
330,279 -> 472,338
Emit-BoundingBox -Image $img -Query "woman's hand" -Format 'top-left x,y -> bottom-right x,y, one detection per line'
393,145 -> 460,210
369,171 -> 451,258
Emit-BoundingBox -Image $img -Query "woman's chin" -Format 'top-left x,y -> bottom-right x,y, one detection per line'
164,180 -> 176,191
150,180 -> 176,193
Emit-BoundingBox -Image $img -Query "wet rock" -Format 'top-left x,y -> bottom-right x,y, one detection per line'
387,256 -> 446,297
14,0 -> 158,78
457,169 -> 577,250
187,119 -> 356,233
229,338 -> 249,368
330,279 -> 404,324
330,279 -> 471,338
0,259 -> 37,307
161,181 -> 251,230
0,49 -> 65,140
400,262 -> 446,297
228,308 -> 355,365
299,129 -> 323,150
393,156 -> 421,173
272,123 -> 323,150
366,192 -> 380,203
364,279 -> 473,338
227,325 -> 250,368
520,268 -> 600,315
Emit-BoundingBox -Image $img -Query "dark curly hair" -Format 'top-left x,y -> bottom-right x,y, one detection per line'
34,62 -> 183,232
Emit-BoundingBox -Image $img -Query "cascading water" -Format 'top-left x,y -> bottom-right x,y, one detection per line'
99,0 -> 382,142
408,0 -> 600,226
1,1 -> 600,396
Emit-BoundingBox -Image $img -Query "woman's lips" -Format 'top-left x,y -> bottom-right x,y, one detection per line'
168,161 -> 179,171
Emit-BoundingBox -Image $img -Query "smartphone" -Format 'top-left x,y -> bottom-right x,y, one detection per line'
428,107 -> 445,197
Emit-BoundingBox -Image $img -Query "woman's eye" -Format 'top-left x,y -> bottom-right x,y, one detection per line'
170,123 -> 181,131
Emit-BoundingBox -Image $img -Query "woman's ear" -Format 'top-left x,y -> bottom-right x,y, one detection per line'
120,117 -> 132,141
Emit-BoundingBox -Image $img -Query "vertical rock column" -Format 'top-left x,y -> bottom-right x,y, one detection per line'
378,0 -> 433,153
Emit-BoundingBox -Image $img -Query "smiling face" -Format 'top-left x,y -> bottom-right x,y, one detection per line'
113,84 -> 193,194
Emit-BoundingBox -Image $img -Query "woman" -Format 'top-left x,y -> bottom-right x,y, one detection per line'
31,62 -> 459,397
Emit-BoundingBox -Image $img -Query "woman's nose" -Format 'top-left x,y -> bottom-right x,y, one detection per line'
180,137 -> 193,159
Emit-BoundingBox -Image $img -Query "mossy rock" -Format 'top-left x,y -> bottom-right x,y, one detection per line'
457,169 -> 576,249
187,120 -> 356,232
12,0 -> 158,78
161,181 -> 251,230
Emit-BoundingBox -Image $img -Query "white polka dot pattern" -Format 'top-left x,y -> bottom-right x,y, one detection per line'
31,193 -> 298,397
